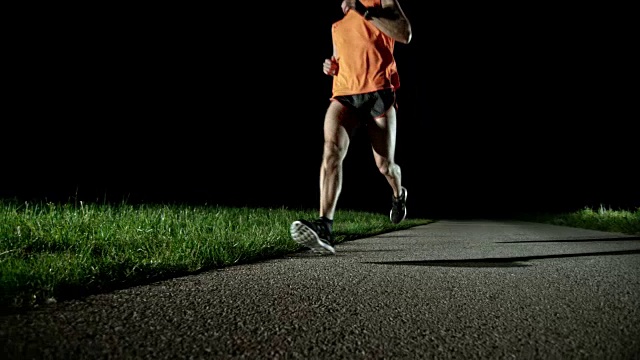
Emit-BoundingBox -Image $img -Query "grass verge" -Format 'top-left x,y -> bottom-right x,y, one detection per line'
518,205 -> 640,236
0,199 -> 432,310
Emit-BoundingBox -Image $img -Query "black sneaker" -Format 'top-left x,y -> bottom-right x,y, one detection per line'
290,219 -> 335,255
390,187 -> 408,224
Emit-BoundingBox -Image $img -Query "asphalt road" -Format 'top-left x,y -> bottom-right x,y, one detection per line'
1,220 -> 639,359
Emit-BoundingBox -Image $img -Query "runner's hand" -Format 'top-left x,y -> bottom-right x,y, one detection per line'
343,0 -> 357,11
323,56 -> 338,76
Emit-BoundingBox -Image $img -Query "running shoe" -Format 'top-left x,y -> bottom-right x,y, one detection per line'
290,219 -> 335,255
390,187 -> 408,224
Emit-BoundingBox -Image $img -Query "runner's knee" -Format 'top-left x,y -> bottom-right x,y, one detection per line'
378,162 -> 400,177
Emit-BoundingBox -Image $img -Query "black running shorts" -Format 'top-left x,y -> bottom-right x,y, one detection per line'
332,88 -> 397,119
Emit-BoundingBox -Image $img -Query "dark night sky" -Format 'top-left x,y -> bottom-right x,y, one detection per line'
3,3 -> 637,218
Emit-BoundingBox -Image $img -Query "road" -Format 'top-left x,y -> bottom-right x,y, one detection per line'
2,220 -> 639,359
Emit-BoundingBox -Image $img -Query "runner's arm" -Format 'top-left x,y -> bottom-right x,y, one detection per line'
358,0 -> 412,44
323,39 -> 340,76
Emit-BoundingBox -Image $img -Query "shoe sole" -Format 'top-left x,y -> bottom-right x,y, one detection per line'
290,221 -> 336,255
389,187 -> 408,224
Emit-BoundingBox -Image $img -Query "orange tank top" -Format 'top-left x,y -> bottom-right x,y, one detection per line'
331,0 -> 400,97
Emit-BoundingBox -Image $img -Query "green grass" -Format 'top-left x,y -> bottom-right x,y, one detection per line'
1,199 -> 637,311
518,205 -> 640,236
0,199 -> 432,310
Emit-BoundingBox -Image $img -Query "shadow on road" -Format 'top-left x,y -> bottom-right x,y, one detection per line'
498,236 -> 640,243
364,249 -> 640,268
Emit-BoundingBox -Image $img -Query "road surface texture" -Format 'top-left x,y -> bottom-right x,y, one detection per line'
1,220 -> 639,359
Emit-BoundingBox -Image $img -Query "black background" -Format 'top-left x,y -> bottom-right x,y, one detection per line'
3,3 -> 637,219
